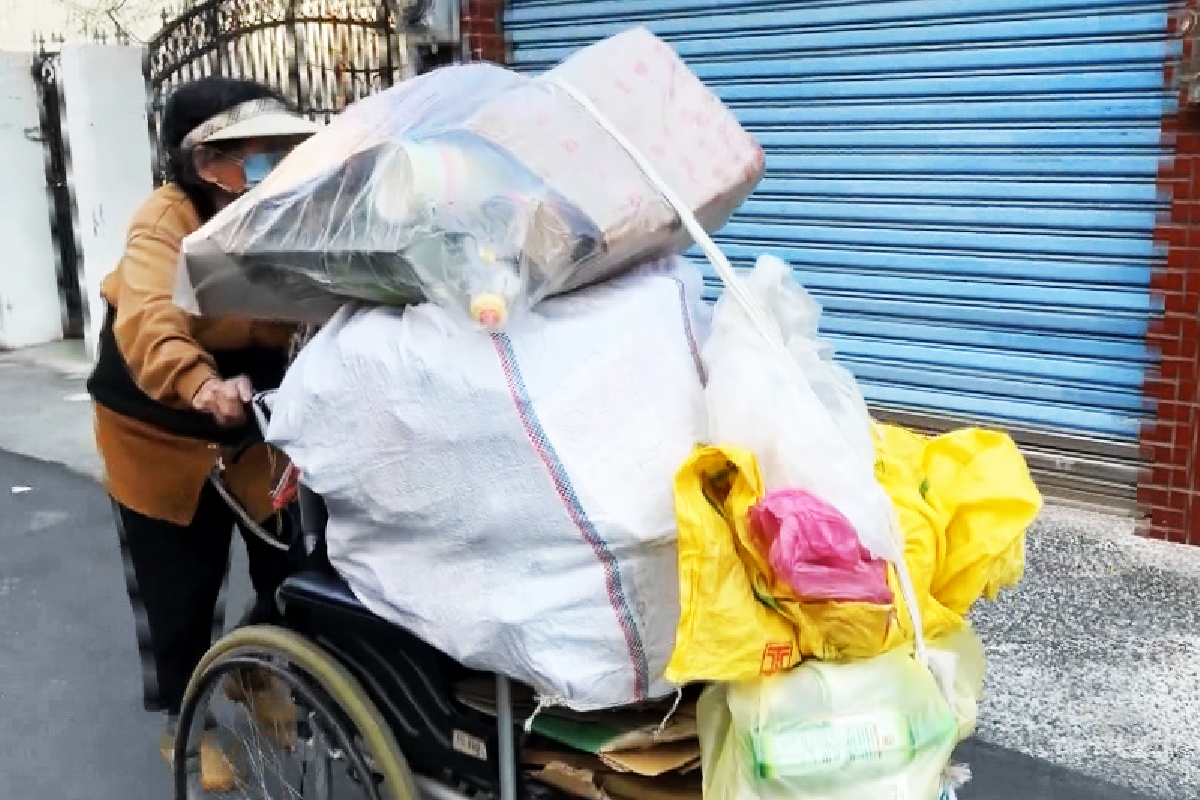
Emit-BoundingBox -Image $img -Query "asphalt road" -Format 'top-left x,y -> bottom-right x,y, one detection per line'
0,448 -> 1159,800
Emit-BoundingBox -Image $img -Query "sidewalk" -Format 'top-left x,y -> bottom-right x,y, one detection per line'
1,342 -> 1198,799
0,341 -> 100,479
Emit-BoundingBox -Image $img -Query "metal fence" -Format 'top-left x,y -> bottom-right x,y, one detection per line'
31,40 -> 85,340
144,0 -> 407,181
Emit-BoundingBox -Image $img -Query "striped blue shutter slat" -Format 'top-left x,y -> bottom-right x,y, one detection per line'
504,0 -> 1177,508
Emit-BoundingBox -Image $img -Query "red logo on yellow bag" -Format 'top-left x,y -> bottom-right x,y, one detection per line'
760,642 -> 793,676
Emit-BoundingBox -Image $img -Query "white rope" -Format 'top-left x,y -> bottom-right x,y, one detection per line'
545,77 -> 783,358
545,75 -> 930,664
523,694 -> 560,734
654,689 -> 685,740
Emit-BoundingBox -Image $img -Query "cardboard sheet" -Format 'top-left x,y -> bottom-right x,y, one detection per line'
530,762 -> 703,800
523,742 -> 700,778
456,678 -> 698,759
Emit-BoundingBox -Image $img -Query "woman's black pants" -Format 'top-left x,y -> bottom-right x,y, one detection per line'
111,480 -> 294,716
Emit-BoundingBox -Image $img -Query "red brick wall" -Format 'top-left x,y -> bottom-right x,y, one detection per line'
1140,4 -> 1200,544
462,0 -> 505,64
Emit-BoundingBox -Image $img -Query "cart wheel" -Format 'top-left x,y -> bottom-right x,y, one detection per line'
173,625 -> 418,800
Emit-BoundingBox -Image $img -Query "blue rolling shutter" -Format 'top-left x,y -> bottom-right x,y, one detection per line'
504,0 -> 1175,509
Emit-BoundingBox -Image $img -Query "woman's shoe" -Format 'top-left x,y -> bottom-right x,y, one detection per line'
223,669 -> 298,749
160,719 -> 238,792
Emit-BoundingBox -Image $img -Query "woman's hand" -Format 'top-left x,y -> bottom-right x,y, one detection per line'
192,375 -> 254,426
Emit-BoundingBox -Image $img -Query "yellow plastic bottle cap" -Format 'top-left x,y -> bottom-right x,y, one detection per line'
470,294 -> 508,329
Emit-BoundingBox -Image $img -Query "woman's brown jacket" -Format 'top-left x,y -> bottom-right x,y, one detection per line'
93,183 -> 294,525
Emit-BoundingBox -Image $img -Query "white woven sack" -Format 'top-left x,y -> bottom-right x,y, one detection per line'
268,257 -> 709,710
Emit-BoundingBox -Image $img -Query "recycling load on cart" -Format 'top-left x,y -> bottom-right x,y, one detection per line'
178,27 -> 1043,800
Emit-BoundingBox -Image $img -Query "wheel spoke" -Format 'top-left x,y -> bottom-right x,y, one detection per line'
178,660 -> 382,800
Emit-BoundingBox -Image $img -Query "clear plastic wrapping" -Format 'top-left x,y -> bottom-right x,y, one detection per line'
176,27 -> 765,326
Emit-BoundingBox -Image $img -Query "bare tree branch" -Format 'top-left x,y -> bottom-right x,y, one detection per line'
47,0 -> 185,41
107,8 -> 135,42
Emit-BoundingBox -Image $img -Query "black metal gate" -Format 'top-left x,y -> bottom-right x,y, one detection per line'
32,43 -> 85,340
144,0 -> 407,182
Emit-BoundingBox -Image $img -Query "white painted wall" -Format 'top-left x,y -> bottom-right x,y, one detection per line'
0,49 -> 63,349
58,43 -> 154,358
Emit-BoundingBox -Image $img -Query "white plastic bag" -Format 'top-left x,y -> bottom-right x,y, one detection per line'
703,254 -> 897,565
572,94 -> 927,658
699,630 -> 985,800
267,257 -> 709,711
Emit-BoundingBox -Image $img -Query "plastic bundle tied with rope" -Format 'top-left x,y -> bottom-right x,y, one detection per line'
665,254 -> 1041,800
173,26 -> 765,328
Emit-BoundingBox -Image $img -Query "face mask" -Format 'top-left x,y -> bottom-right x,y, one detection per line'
241,151 -> 287,189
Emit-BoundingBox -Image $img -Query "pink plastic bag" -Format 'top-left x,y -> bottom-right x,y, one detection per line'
749,489 -> 893,604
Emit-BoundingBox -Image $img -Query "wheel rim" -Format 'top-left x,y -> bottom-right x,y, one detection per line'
175,654 -> 385,800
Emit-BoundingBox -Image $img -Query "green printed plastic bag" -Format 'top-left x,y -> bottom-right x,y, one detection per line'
700,630 -> 985,800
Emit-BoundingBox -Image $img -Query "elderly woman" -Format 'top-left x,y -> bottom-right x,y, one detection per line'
87,77 -> 319,789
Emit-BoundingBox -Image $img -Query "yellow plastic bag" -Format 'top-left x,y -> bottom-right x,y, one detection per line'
666,446 -> 898,683
873,423 -> 1041,638
667,426 -> 1041,684
665,446 -> 800,683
